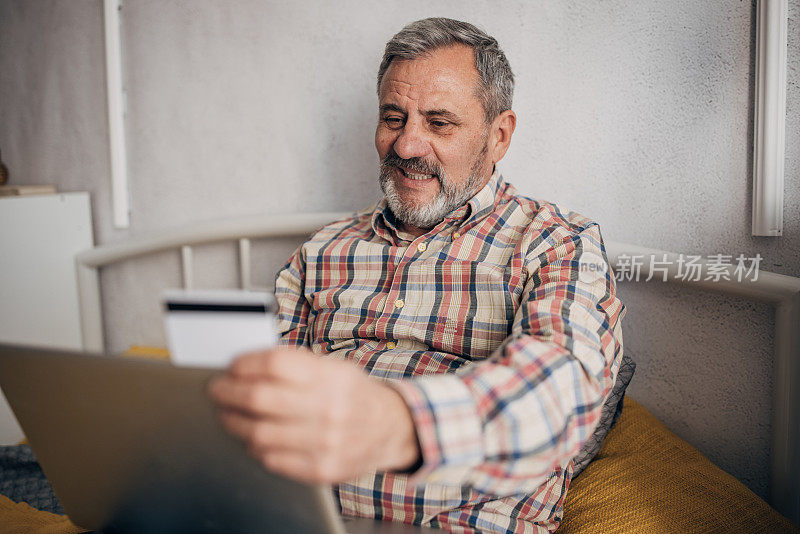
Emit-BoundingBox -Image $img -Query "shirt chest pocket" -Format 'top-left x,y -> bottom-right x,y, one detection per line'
309,282 -> 381,348
416,259 -> 513,360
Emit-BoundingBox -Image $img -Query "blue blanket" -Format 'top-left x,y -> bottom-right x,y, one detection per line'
0,445 -> 64,514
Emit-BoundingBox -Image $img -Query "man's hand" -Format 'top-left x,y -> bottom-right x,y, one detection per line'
208,347 -> 420,484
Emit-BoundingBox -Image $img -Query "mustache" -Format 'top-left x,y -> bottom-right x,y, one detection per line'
381,153 -> 443,178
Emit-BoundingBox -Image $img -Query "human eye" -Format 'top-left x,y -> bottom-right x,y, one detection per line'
382,115 -> 405,129
429,118 -> 454,131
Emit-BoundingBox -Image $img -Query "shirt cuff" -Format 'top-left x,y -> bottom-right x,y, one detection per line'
389,374 -> 483,486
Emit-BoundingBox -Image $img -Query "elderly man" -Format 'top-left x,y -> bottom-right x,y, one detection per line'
210,17 -> 625,533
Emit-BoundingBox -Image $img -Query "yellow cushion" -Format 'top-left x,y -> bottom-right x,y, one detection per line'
560,398 -> 798,533
122,345 -> 170,360
0,494 -> 84,534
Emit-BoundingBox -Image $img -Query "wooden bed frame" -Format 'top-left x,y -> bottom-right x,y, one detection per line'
73,212 -> 800,523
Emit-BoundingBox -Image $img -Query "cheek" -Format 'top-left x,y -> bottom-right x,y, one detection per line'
436,143 -> 469,171
375,127 -> 395,158
374,127 -> 382,152
437,136 -> 486,177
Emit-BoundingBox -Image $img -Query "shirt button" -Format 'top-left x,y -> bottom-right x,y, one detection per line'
386,341 -> 396,349
416,242 -> 427,253
452,232 -> 460,240
394,299 -> 404,309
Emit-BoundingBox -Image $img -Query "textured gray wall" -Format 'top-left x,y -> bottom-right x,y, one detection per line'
1,0 -> 798,501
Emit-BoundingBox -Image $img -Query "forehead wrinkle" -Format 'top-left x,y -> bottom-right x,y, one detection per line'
384,81 -> 420,105
378,45 -> 483,121
383,83 -> 465,117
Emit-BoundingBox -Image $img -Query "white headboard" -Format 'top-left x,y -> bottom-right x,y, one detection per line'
74,212 -> 800,523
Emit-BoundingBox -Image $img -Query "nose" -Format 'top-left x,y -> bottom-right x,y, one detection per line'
392,120 -> 432,160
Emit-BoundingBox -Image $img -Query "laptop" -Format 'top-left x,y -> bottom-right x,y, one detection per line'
0,344 -> 432,533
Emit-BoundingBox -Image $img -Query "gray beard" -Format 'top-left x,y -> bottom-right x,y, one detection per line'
378,145 -> 488,230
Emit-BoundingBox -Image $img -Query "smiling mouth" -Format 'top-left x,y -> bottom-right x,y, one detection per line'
398,167 -> 436,181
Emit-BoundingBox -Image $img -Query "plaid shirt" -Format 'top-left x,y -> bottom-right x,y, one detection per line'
275,173 -> 625,533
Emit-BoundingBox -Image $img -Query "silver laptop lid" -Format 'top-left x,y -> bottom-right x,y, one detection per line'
0,343 -> 345,534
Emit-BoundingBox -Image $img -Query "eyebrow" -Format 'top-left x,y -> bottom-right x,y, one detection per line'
379,104 -> 461,123
424,108 -> 460,123
379,104 -> 406,115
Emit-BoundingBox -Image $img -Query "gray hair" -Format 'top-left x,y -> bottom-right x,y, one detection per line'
377,17 -> 514,122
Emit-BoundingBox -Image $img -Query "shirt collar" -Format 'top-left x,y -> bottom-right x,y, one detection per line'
370,171 -> 504,244
460,170 -> 504,226
370,197 -> 402,242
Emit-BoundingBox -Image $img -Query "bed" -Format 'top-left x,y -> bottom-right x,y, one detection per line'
1,211 -> 799,532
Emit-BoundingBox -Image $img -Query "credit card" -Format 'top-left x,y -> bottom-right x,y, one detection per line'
163,289 -> 278,369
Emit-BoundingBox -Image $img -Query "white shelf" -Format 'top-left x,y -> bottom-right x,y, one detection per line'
0,192 -> 94,444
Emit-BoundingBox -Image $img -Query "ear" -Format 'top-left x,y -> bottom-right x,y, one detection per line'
489,110 -> 516,165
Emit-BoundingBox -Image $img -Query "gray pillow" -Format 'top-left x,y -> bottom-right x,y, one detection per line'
571,351 -> 636,477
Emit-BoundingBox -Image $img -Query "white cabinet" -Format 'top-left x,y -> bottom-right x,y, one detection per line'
0,192 -> 94,444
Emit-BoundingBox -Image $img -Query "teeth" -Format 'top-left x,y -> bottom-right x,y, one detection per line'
406,172 -> 433,180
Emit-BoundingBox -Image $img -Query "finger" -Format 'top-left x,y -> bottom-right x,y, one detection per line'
219,410 -> 316,452
208,377 -> 308,418
229,347 -> 316,383
255,449 -> 341,484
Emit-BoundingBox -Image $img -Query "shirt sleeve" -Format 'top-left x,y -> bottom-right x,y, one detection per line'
274,244 -> 311,347
390,222 -> 625,496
